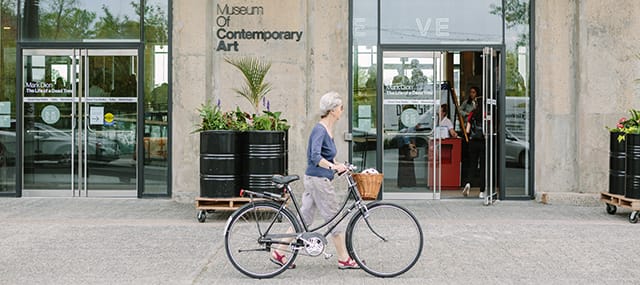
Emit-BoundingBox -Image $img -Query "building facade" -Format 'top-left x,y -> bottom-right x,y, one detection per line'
0,0 -> 638,204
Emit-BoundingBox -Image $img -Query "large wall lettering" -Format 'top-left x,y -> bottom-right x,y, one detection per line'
215,4 -> 303,52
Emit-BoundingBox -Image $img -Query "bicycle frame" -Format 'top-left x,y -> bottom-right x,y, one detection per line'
291,172 -> 369,236
242,169 -> 372,247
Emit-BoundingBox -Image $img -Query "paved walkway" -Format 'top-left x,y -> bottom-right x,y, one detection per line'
0,197 -> 639,284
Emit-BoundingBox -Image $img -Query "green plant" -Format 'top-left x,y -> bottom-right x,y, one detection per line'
608,109 -> 640,141
194,100 -> 226,132
252,110 -> 290,131
194,100 -> 250,132
225,56 -> 273,114
226,107 -> 251,131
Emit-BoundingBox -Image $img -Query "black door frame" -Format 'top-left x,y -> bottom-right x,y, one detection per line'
16,42 -> 145,198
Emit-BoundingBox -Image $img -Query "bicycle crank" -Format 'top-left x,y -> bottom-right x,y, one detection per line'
298,232 -> 328,257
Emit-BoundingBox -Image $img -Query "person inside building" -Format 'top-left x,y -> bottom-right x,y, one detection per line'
271,91 -> 360,270
462,97 -> 486,198
392,66 -> 410,86
438,103 -> 458,138
397,105 -> 418,188
460,86 -> 479,120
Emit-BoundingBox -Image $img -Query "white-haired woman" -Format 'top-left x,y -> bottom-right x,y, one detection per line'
270,91 -> 359,270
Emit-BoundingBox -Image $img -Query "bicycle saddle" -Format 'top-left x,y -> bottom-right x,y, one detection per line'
272,174 -> 299,185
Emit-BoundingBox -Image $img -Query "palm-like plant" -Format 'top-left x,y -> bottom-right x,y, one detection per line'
225,57 -> 273,114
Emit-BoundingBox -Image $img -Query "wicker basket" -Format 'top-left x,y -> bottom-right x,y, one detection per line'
353,173 -> 383,200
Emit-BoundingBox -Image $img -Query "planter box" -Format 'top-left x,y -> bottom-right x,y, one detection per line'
241,130 -> 288,194
199,130 -> 242,198
199,130 -> 288,198
626,134 -> 640,199
609,132 -> 626,195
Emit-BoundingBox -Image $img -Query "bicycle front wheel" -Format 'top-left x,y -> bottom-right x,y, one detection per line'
224,201 -> 301,279
346,203 -> 423,277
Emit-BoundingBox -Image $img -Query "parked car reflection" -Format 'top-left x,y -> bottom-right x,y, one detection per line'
0,121 -> 120,164
385,107 -> 435,149
505,128 -> 529,168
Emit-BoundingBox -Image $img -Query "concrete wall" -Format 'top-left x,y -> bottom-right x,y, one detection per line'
172,0 -> 349,202
536,0 -> 640,202
173,0 -> 640,203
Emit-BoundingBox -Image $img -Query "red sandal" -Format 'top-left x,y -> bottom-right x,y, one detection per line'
270,250 -> 296,269
338,257 -> 361,270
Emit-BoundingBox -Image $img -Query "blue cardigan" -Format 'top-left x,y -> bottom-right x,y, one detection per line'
305,123 -> 337,180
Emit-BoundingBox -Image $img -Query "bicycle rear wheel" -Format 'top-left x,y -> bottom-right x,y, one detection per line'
346,202 -> 423,277
224,201 -> 301,279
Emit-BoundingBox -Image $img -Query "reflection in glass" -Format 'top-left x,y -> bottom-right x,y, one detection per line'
352,0 -> 378,172
21,0 -> 141,41
0,0 -> 18,194
380,0 -> 502,44
142,0 -> 169,195
381,51 -> 440,194
21,52 -> 139,192
501,0 -> 531,198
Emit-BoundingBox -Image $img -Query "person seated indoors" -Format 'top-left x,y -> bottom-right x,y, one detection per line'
438,104 -> 458,138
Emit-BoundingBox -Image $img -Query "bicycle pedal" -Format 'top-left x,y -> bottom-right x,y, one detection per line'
323,253 -> 333,259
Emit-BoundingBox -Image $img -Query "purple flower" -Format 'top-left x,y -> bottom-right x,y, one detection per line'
217,99 -> 221,108
267,100 -> 270,111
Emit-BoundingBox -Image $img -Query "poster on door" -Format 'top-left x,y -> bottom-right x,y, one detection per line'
90,106 -> 104,125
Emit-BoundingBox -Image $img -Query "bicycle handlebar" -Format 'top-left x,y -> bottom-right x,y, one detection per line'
240,162 -> 359,200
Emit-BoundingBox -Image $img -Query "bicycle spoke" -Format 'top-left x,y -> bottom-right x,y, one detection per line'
347,203 -> 423,277
224,202 -> 300,279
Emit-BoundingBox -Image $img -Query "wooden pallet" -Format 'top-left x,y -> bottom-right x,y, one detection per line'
600,192 -> 640,210
195,197 -> 263,211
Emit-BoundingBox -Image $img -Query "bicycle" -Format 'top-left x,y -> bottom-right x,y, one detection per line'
223,163 -> 424,278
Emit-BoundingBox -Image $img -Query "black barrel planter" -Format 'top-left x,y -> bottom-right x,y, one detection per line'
625,133 -> 640,199
242,130 -> 288,193
609,132 -> 626,195
200,130 -> 242,197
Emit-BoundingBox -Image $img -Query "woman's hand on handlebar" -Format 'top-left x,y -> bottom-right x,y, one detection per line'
332,162 -> 348,174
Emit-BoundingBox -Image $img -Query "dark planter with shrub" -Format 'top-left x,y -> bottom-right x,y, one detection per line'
200,130 -> 242,197
242,130 -> 288,193
625,134 -> 640,199
609,132 -> 626,195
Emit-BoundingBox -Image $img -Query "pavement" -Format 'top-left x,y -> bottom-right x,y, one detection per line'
1,196 -> 639,285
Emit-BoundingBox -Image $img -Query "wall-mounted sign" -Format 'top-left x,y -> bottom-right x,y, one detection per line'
41,105 -> 61,125
0,101 -> 9,114
104,112 -> 115,126
0,115 -> 9,128
24,82 -> 72,94
215,4 -> 304,52
90,106 -> 104,125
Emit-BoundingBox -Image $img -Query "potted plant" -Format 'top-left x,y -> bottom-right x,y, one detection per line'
226,56 -> 291,193
195,100 -> 249,198
608,109 -> 640,198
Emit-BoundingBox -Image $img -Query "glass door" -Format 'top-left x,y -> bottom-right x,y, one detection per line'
22,49 -> 138,197
482,47 -> 500,205
381,51 -> 443,199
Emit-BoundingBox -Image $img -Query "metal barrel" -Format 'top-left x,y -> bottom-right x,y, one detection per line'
609,132 -> 626,195
199,131 -> 241,198
242,131 -> 287,193
625,134 -> 640,199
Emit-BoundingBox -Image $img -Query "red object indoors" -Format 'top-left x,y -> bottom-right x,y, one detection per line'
428,138 -> 461,189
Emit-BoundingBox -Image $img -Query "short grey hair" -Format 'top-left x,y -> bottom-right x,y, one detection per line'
319,91 -> 342,117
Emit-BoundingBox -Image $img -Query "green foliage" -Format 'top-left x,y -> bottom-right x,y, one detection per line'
608,109 -> 640,142
195,56 -> 290,132
194,101 -> 250,132
505,52 -> 526,97
252,110 -> 290,131
226,107 -> 251,131
225,57 -> 273,114
194,100 -> 226,132
490,0 -> 530,47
